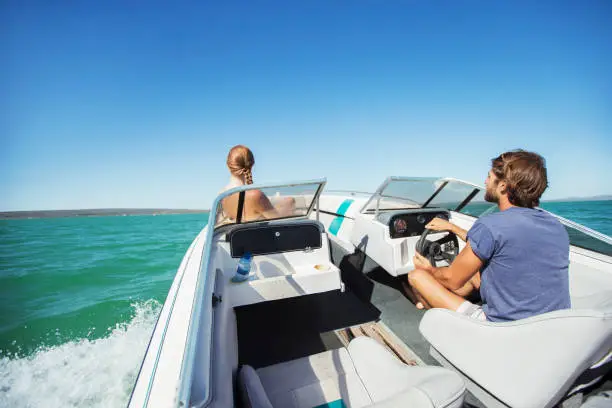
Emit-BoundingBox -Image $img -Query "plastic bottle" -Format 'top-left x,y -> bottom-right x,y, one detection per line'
232,252 -> 252,282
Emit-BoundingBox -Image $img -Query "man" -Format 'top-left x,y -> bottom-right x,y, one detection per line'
406,150 -> 571,322
414,217 -> 481,302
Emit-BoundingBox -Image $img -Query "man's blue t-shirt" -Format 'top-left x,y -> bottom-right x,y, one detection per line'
467,206 -> 570,322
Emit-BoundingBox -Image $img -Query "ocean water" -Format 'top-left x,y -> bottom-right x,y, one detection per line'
1,202 -> 611,407
0,213 -> 209,407
540,200 -> 612,236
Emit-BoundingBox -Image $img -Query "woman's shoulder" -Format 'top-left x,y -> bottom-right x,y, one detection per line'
219,181 -> 245,196
245,189 -> 265,200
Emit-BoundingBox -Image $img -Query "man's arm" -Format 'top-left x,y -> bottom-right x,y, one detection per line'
415,242 -> 483,291
449,223 -> 468,242
426,217 -> 468,242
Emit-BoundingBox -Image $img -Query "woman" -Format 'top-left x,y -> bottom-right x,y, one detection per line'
220,145 -> 294,222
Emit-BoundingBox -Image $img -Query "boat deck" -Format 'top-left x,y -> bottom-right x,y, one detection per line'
235,240 -> 610,407
236,240 -> 485,406
330,242 -> 436,364
235,289 -> 379,369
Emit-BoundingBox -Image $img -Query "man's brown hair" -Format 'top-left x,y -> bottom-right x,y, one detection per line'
491,150 -> 548,208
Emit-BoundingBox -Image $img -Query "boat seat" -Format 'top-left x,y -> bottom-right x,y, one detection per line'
238,336 -> 465,408
419,307 -> 612,408
572,290 -> 612,310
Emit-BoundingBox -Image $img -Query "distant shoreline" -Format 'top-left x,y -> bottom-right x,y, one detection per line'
0,209 -> 210,220
542,196 -> 612,203
2,195 -> 610,220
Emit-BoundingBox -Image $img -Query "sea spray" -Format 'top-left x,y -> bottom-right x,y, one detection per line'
0,300 -> 160,408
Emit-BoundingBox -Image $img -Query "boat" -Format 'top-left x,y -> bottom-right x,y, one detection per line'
128,177 -> 612,408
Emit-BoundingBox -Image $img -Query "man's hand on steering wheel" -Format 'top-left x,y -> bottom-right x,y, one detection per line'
415,224 -> 460,268
425,217 -> 453,232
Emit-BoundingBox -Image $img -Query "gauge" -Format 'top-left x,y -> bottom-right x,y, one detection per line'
416,215 -> 426,224
393,218 -> 408,234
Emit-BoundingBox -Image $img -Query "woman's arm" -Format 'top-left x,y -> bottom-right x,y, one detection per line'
246,190 -> 280,220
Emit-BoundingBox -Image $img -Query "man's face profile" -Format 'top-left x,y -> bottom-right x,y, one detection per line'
484,170 -> 500,204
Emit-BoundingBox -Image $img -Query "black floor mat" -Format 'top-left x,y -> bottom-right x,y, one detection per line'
235,290 -> 380,368
332,244 -> 440,365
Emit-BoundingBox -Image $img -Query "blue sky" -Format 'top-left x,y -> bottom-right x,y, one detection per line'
2,1 -> 611,211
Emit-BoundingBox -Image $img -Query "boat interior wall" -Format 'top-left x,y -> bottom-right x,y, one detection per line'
315,211 -> 355,243
317,194 -> 367,219
420,307 -> 612,408
211,221 -> 342,308
193,268 -> 239,408
568,253 -> 612,310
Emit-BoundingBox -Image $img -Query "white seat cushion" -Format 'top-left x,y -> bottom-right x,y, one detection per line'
238,365 -> 273,408
348,336 -> 465,407
256,346 -> 372,408
240,336 -> 465,408
420,308 -> 612,408
572,290 -> 612,310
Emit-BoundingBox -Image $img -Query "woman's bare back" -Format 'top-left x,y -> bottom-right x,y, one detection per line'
221,189 -> 277,221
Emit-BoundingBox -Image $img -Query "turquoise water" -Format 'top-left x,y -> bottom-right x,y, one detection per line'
0,213 -> 209,407
1,202 -> 611,407
540,200 -> 612,236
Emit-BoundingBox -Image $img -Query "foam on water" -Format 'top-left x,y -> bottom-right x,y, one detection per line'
0,300 -> 160,408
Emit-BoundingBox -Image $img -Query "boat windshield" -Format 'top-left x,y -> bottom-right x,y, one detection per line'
360,177 -> 497,217
360,177 -> 612,255
213,180 -> 326,229
552,215 -> 612,256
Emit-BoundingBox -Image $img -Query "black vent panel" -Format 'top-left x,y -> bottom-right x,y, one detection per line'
228,221 -> 323,258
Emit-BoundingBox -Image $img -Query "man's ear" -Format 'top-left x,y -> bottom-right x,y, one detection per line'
498,180 -> 507,195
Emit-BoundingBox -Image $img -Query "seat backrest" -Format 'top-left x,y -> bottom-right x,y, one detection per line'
420,308 -> 612,408
237,365 -> 273,408
572,290 -> 612,311
568,257 -> 612,311
566,349 -> 612,398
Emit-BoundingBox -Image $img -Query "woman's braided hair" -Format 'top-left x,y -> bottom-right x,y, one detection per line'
227,145 -> 255,185
244,168 -> 253,185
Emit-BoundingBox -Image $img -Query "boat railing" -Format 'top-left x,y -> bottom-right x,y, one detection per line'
541,209 -> 612,246
323,189 -> 375,197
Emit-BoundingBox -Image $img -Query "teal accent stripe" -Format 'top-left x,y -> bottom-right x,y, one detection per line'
313,400 -> 346,408
328,199 -> 354,236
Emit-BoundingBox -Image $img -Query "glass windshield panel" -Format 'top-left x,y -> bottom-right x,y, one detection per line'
362,178 -> 437,212
362,178 -> 497,217
214,182 -> 322,228
452,189 -> 499,218
561,224 -> 612,256
425,181 -> 481,212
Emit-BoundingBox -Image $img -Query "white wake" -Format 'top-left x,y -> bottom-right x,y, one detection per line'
0,300 -> 160,408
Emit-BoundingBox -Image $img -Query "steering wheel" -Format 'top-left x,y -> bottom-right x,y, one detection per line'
415,229 -> 459,267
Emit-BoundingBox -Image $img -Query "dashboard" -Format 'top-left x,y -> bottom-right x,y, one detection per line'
382,209 -> 450,239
